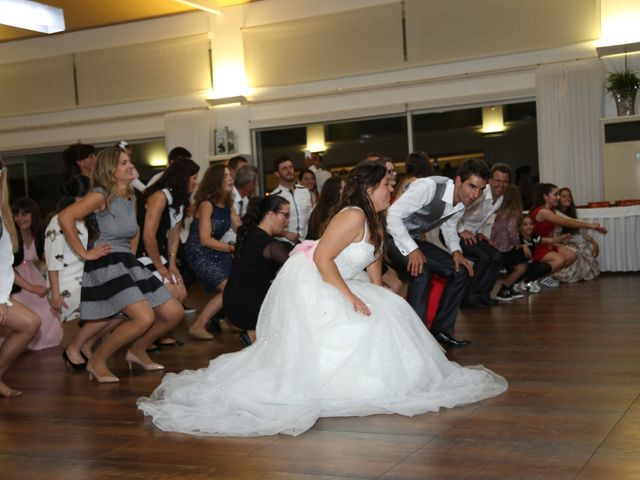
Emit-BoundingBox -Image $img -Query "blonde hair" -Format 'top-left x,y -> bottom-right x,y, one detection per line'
0,161 -> 18,252
91,147 -> 133,207
193,164 -> 232,210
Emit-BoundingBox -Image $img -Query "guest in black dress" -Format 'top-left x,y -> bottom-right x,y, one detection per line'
223,196 -> 291,345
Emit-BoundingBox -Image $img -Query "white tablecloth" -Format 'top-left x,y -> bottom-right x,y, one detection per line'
577,205 -> 640,272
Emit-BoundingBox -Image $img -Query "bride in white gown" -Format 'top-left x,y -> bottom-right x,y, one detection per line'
137,161 -> 507,437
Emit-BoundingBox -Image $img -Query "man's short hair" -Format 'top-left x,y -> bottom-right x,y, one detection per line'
228,155 -> 248,171
490,162 -> 512,181
273,156 -> 291,172
234,164 -> 258,188
168,146 -> 192,162
456,158 -> 491,183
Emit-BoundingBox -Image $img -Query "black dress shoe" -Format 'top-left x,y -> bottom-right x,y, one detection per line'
483,297 -> 499,306
433,332 -> 471,347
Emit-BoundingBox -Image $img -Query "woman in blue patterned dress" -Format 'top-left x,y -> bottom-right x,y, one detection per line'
185,164 -> 240,339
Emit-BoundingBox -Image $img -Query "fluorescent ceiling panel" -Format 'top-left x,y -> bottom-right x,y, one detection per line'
0,0 -> 65,33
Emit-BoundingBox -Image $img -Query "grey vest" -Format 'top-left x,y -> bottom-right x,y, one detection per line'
404,177 -> 453,239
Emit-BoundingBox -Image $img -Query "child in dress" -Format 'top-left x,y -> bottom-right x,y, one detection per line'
513,214 -> 566,294
490,185 -> 527,301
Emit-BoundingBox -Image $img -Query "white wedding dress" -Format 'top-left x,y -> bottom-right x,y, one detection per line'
138,216 -> 507,437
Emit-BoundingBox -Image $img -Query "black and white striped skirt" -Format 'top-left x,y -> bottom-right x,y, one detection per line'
80,251 -> 173,320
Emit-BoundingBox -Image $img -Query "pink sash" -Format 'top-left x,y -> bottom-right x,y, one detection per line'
290,239 -> 319,264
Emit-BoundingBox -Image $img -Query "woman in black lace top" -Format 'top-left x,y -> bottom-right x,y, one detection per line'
223,196 -> 290,345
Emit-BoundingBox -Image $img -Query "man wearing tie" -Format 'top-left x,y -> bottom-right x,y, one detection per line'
387,158 -> 491,347
233,164 -> 258,218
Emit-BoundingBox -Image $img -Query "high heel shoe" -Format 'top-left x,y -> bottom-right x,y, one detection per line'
239,331 -> 253,348
86,363 -> 119,384
80,348 -> 91,362
125,350 -> 165,372
62,349 -> 87,370
189,326 -> 214,340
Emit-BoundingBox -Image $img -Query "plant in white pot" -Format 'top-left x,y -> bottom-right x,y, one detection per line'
605,56 -> 640,116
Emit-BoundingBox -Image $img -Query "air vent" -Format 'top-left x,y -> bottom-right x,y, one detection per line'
604,120 -> 640,143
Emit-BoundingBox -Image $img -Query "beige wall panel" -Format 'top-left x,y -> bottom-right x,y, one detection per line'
405,0 -> 600,66
0,55 -> 75,117
243,3 -> 404,87
75,35 -> 210,106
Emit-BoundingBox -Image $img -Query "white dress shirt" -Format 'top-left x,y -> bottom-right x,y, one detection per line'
387,177 -> 466,255
233,186 -> 249,217
220,187 -> 248,244
271,183 -> 313,244
458,187 -> 503,234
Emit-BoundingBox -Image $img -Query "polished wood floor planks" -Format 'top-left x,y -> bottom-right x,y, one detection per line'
1,272 -> 639,479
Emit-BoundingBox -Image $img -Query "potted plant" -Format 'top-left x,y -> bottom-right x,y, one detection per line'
605,56 -> 640,116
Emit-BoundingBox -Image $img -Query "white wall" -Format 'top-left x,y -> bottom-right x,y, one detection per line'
1,0 -> 639,174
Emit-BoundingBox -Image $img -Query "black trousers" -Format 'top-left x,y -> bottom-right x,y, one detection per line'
387,236 -> 469,336
459,239 -> 502,304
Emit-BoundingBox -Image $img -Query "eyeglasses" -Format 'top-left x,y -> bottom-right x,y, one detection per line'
276,211 -> 290,218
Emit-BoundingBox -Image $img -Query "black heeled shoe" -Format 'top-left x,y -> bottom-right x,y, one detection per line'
206,316 -> 222,334
239,331 -> 252,347
62,349 -> 87,370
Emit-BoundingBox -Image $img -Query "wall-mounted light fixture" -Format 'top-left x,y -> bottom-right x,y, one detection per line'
480,105 -> 505,135
206,95 -> 248,108
174,0 -> 221,15
306,124 -> 327,153
0,0 -> 65,34
596,41 -> 640,58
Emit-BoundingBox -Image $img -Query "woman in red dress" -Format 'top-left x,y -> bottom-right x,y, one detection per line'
531,183 -> 607,274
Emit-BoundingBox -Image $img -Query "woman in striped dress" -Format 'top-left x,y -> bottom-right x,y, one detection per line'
59,146 -> 183,383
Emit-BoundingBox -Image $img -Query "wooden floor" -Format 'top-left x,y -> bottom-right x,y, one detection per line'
2,273 -> 640,479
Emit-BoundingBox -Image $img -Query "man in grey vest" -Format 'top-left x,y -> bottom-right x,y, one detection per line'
387,158 -> 491,347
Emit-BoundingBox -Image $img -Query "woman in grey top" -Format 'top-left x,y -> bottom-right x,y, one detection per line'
59,147 -> 183,384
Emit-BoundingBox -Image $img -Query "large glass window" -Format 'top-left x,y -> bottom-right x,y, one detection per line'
255,115 -> 408,192
2,138 -> 166,217
411,101 -> 538,180
254,102 -> 538,193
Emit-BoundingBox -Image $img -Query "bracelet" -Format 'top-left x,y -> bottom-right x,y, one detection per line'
168,253 -> 176,257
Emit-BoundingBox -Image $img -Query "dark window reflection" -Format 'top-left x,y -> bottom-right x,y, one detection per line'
3,138 -> 165,218
412,102 -> 538,179
256,116 -> 408,192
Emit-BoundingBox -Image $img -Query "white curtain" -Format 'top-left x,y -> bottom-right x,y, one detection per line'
164,110 -> 211,176
535,59 -> 604,204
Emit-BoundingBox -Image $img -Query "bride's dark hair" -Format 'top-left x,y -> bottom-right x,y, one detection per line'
335,160 -> 387,248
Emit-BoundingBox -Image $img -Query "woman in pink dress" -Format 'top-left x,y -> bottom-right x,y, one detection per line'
10,198 -> 62,350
